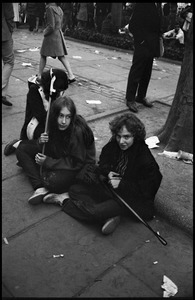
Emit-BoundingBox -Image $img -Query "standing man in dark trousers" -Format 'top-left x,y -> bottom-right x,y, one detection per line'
2,3 -> 15,106
126,3 -> 163,113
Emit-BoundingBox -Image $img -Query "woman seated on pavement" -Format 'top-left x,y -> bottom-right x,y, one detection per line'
44,113 -> 163,235
4,68 -> 69,156
15,96 -> 96,205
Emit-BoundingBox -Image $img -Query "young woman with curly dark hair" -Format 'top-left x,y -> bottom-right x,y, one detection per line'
59,113 -> 163,235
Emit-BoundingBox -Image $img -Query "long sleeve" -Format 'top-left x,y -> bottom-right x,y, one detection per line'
27,85 -> 47,123
44,7 -> 55,36
43,127 -> 96,171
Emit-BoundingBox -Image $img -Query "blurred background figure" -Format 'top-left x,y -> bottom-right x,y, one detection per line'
34,3 -> 46,33
101,13 -> 117,35
13,3 -> 20,29
163,22 -> 184,49
76,3 -> 88,29
95,3 -> 112,32
2,3 -> 15,106
180,3 -> 193,43
26,3 -> 37,32
87,2 -> 95,29
60,2 -> 73,34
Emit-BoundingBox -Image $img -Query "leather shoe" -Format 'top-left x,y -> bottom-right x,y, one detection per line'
4,139 -> 19,156
2,96 -> 12,106
136,97 -> 153,108
68,77 -> 76,84
126,101 -> 138,113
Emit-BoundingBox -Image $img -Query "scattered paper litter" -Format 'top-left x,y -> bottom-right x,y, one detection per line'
145,240 -> 150,243
161,275 -> 178,297
3,237 -> 9,245
95,50 -> 100,54
53,254 -> 64,258
22,63 -> 32,67
17,49 -> 26,52
86,100 -> 101,104
29,47 -> 39,51
145,136 -> 160,149
153,261 -> 158,264
72,56 -> 82,59
158,150 -> 178,159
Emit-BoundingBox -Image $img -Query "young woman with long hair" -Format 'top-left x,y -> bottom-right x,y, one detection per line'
16,96 -> 96,205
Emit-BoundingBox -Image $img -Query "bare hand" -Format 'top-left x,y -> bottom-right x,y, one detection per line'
108,171 -> 121,189
108,171 -> 121,181
39,132 -> 49,144
35,153 -> 47,166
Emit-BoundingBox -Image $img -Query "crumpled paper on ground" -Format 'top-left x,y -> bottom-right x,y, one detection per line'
145,136 -> 160,149
158,150 -> 178,159
161,275 -> 178,297
158,150 -> 193,164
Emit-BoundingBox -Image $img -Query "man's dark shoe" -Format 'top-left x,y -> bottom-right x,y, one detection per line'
126,101 -> 138,113
136,97 -> 153,108
4,139 -> 19,156
2,96 -> 12,106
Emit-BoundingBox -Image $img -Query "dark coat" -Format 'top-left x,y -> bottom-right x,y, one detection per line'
66,138 -> 162,221
20,84 -> 48,140
129,3 -> 162,57
98,139 -> 162,218
40,3 -> 67,57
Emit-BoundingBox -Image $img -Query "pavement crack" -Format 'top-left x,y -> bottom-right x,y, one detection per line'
2,211 -> 61,243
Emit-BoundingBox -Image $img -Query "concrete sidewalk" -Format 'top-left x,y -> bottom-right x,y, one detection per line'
2,28 -> 193,298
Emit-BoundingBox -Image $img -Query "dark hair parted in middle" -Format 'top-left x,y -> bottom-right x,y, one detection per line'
48,96 -> 94,148
109,113 -> 146,141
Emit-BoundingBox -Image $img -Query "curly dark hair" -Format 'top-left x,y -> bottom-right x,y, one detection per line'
109,113 -> 146,141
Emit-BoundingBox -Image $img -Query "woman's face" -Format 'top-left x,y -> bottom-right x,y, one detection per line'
57,106 -> 71,131
116,125 -> 134,150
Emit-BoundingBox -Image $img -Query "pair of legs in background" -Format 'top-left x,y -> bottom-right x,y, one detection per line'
38,55 -> 75,82
126,42 -> 154,113
2,37 -> 14,106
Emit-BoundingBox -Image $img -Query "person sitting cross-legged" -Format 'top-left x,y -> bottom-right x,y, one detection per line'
15,96 -> 96,205
44,113 -> 162,235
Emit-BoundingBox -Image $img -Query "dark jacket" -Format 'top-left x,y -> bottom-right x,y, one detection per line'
42,122 -> 96,172
2,3 -> 15,42
20,84 -> 48,140
129,3 -> 162,57
98,139 -> 162,219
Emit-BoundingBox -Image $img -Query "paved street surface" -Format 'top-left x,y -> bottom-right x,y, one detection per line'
2,29 -> 193,298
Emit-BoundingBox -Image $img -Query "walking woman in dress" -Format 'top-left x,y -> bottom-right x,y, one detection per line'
38,3 -> 76,83
16,96 -> 96,205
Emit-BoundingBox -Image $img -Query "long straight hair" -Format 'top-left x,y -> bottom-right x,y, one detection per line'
48,96 -> 94,148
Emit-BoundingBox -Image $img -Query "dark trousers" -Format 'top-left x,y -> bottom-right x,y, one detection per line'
126,43 -> 154,102
16,140 -> 77,192
62,182 -> 128,224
